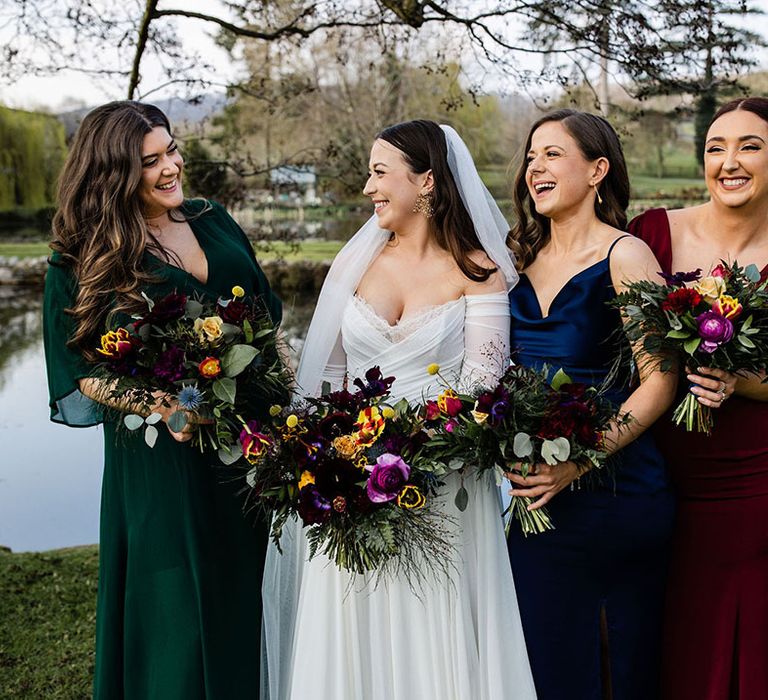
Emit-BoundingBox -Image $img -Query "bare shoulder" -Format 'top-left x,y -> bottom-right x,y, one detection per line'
608,233 -> 661,288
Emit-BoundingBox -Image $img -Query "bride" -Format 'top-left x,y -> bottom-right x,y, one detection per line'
261,120 -> 536,700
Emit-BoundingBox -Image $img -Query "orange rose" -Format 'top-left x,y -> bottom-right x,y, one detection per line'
198,356 -> 222,378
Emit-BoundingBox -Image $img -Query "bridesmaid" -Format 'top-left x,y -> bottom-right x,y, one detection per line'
43,101 -> 282,698
629,96 -> 768,700
505,109 -> 677,700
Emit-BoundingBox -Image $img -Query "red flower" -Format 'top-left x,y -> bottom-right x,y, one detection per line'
424,401 -> 441,421
661,288 -> 702,314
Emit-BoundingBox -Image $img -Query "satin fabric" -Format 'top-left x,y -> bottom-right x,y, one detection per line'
276,292 -> 536,700
507,238 -> 674,700
630,208 -> 768,700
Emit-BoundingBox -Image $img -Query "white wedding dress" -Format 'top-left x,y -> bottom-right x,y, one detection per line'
268,290 -> 536,700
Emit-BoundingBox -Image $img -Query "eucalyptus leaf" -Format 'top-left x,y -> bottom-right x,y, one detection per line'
550,368 -> 572,391
254,328 -> 275,339
144,424 -> 159,448
218,446 -> 242,466
513,432 -> 533,459
454,485 -> 469,512
745,263 -> 761,283
212,377 -> 237,405
137,323 -> 151,342
738,335 -> 756,349
167,411 -> 188,433
666,329 -> 691,339
246,466 -> 258,488
242,318 -> 254,344
742,314 -> 753,332
683,337 -> 702,356
321,381 -> 331,396
123,414 -> 145,431
541,437 -> 571,465
144,412 -> 163,425
222,344 -> 259,377
185,299 -> 203,319
221,323 -> 241,341
448,458 -> 465,472
141,291 -> 155,312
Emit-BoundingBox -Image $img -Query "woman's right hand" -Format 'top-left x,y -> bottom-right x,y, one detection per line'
150,392 -> 212,443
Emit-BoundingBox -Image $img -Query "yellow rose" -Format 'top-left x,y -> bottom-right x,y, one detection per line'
333,435 -> 362,459
298,470 -> 315,490
694,276 -> 726,303
194,315 -> 224,343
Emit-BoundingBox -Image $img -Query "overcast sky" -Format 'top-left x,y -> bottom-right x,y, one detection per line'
1,0 -> 766,112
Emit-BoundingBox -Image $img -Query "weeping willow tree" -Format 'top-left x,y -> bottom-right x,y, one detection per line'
0,107 -> 67,211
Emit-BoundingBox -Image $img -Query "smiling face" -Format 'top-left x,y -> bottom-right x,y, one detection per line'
525,120 -> 606,220
362,139 -> 431,233
138,126 -> 184,218
704,109 -> 768,210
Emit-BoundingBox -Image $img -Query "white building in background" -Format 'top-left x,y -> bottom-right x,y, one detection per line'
269,165 -> 319,205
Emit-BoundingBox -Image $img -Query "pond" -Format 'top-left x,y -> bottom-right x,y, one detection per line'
0,286 -> 316,553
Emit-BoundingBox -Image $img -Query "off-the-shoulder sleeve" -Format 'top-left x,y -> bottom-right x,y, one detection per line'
43,258 -> 103,426
209,200 -> 283,326
460,291 -> 511,389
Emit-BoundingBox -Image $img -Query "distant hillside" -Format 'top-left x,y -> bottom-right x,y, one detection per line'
56,93 -> 229,138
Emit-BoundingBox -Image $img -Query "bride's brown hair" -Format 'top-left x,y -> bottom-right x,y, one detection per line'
377,120 -> 495,282
51,101 -> 182,361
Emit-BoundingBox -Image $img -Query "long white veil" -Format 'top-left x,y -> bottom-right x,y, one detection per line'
260,124 -> 518,699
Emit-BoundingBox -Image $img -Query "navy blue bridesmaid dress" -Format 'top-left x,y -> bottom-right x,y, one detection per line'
507,236 -> 675,700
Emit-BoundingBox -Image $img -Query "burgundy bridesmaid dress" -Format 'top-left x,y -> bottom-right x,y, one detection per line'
630,208 -> 768,700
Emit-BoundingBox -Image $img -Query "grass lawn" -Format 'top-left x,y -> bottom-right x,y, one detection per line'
0,546 -> 97,698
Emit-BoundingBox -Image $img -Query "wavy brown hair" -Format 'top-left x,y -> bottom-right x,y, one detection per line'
377,119 -> 495,282
51,101 -> 182,361
509,109 -> 630,270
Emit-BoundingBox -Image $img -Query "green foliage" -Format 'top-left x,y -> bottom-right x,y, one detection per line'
0,106 -> 66,211
0,546 -> 97,697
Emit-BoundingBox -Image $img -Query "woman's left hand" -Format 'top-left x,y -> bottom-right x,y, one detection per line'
504,461 -> 581,510
687,367 -> 738,409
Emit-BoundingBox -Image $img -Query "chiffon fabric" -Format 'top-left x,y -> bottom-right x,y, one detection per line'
630,208 -> 768,700
265,291 -> 536,700
44,200 -> 281,699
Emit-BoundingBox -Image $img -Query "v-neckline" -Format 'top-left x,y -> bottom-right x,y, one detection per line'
520,256 -> 609,320
145,213 -> 211,288
353,294 -> 464,328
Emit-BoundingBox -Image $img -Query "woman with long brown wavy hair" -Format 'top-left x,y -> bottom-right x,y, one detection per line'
630,96 -> 768,700
504,109 -> 676,700
43,100 -> 282,698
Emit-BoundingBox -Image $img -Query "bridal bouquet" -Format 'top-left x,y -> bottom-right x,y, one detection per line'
426,364 -> 623,535
611,262 -> 768,433
243,366 -> 453,578
93,286 -> 290,461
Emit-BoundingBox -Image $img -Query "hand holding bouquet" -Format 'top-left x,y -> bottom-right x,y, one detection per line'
611,262 -> 768,433
426,364 -> 624,535
93,286 -> 291,460
243,367 -> 453,579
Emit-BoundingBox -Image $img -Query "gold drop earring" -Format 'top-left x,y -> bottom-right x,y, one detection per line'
592,182 -> 603,205
413,191 -> 434,218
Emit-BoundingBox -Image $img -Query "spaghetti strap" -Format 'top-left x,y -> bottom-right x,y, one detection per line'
607,234 -> 632,259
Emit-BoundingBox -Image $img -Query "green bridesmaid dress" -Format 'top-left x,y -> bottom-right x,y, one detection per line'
43,200 -> 282,699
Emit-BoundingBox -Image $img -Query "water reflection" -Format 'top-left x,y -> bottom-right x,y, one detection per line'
0,289 -> 316,552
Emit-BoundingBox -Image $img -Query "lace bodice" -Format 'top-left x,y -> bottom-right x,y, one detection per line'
322,291 -> 510,404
